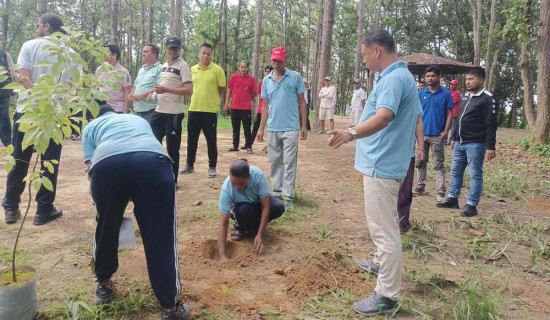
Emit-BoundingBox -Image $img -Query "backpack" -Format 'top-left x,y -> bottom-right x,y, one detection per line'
0,50 -> 13,97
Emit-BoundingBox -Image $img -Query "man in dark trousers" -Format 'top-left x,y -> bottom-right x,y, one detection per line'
83,105 -> 190,320
437,67 -> 498,217
3,13 -> 74,225
0,48 -> 14,147
217,159 -> 285,260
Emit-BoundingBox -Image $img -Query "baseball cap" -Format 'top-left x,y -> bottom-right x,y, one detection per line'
353,78 -> 361,83
165,37 -> 181,49
324,76 -> 332,81
450,79 -> 459,85
270,47 -> 286,61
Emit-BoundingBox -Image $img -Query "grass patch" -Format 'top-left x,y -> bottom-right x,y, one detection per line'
0,245 -> 29,267
297,287 -> 356,320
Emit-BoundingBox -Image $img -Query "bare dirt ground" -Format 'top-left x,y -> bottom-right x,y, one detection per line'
0,116 -> 549,319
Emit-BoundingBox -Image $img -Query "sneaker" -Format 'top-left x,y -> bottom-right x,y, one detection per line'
208,167 -> 217,178
461,204 -> 478,217
412,186 -> 426,196
179,164 -> 194,174
4,208 -> 21,224
353,291 -> 398,316
161,300 -> 191,320
357,259 -> 379,275
436,193 -> 446,202
33,207 -> 63,225
95,283 -> 114,305
436,197 -> 459,209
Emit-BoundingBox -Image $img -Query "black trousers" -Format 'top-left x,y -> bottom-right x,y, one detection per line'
186,111 -> 217,168
233,195 -> 285,233
150,111 -> 184,183
2,112 -> 61,213
230,109 -> 252,149
250,111 -> 262,146
90,152 -> 180,309
0,96 -> 11,146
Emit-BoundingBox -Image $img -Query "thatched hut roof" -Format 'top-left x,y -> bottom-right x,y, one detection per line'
401,53 -> 474,76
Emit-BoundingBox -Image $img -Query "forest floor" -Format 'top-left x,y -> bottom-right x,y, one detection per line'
1,115 -> 549,320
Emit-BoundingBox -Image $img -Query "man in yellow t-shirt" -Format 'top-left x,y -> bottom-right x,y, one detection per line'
180,43 -> 226,178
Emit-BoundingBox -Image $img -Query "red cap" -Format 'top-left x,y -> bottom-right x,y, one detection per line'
270,47 -> 287,61
450,79 -> 459,85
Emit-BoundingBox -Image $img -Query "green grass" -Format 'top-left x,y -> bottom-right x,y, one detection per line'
0,245 -> 29,266
297,287 -> 357,320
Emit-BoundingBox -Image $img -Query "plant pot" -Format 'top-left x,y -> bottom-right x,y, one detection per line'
0,265 -> 38,320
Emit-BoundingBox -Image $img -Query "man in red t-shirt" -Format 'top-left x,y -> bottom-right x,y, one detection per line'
224,62 -> 257,153
448,79 -> 462,144
251,65 -> 273,149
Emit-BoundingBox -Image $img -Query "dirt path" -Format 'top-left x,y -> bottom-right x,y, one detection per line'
1,116 -> 549,319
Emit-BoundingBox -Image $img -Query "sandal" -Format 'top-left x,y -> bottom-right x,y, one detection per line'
227,147 -> 239,152
230,229 -> 243,241
246,148 -> 253,154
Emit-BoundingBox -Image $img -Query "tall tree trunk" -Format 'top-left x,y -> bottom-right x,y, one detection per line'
305,0 -> 311,81
487,37 -> 504,92
354,0 -> 365,79
109,0 -> 119,44
311,0 -> 324,131
484,0 -> 497,88
2,0 -> 9,48
36,0 -> 47,19
148,0 -> 154,43
141,0 -> 146,47
251,0 -> 263,118
169,0 -> 182,37
232,0 -> 242,73
252,0 -> 263,81
521,0 -> 535,127
367,0 -> 383,94
468,0 -> 482,66
533,0 -> 550,144
316,0 -> 335,116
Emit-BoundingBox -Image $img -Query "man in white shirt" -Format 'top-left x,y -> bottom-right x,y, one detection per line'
318,76 -> 336,134
350,79 -> 366,126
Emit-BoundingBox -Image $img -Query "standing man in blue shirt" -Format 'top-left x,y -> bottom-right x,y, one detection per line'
413,66 -> 453,202
217,159 -> 285,261
328,30 -> 418,316
129,44 -> 162,123
256,47 -> 308,207
83,105 -> 190,320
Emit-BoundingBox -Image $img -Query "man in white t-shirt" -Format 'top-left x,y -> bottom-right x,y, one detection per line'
318,76 -> 336,134
3,13 -> 80,225
350,79 -> 367,126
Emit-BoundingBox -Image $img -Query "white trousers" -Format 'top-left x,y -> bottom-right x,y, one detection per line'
267,130 -> 299,201
350,109 -> 362,126
363,174 -> 402,300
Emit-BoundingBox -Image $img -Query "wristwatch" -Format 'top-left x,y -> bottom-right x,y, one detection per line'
347,127 -> 357,141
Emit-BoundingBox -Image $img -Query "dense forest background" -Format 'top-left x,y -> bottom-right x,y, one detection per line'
0,0 -> 548,142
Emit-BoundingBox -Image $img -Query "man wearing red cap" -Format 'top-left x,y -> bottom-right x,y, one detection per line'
448,79 -> 462,144
256,47 -> 308,208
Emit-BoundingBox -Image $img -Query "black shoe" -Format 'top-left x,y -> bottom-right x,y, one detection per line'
4,208 -> 21,224
436,197 -> 459,209
461,204 -> 478,217
33,207 -> 63,225
161,300 -> 191,320
95,283 -> 114,305
412,186 -> 426,196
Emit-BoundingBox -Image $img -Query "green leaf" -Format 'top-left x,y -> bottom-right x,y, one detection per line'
42,176 -> 53,191
32,176 -> 42,191
4,155 -> 15,173
3,82 -> 25,90
6,144 -> 13,155
43,161 -> 54,174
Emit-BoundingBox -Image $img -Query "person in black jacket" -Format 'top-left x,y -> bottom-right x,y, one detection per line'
437,67 -> 498,217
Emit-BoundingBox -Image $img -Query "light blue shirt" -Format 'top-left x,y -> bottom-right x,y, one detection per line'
82,112 -> 169,167
219,166 -> 271,214
133,61 -> 162,112
261,68 -> 305,131
355,60 -> 419,179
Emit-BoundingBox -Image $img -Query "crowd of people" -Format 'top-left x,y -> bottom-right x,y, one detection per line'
0,12 -> 499,319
